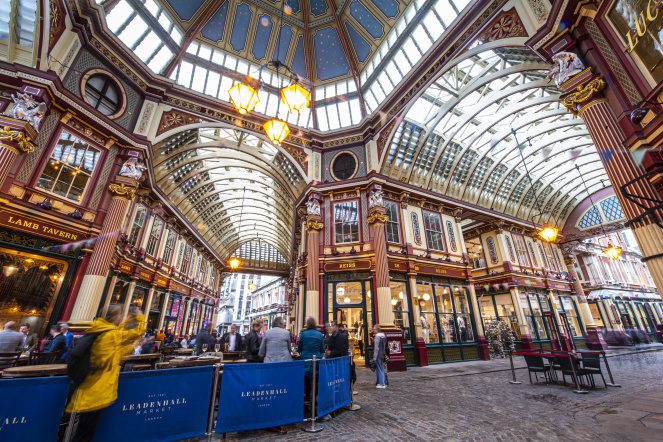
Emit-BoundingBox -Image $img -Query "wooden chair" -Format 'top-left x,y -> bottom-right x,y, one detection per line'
0,352 -> 22,371
28,351 -> 60,366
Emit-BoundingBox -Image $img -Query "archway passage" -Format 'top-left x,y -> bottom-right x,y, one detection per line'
153,127 -> 306,271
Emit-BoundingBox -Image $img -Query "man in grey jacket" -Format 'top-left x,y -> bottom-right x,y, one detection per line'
0,321 -> 25,353
259,317 -> 292,363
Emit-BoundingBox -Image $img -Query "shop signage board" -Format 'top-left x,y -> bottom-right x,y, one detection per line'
118,260 -> 134,275
0,209 -> 89,242
136,267 -> 154,282
155,274 -> 169,288
93,366 -> 213,442
0,376 -> 69,442
548,280 -> 572,291
323,259 -> 372,272
388,260 -> 408,272
413,264 -> 466,278
168,280 -> 189,294
316,356 -> 352,418
216,361 -> 305,433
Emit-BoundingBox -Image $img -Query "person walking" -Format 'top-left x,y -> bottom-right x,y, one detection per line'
244,321 -> 262,363
60,322 -> 74,361
0,321 -> 24,352
258,317 -> 292,363
66,305 -> 145,441
372,324 -> 388,389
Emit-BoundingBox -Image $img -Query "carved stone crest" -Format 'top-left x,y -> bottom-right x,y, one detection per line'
119,157 -> 147,181
548,52 -> 585,87
5,92 -> 48,131
306,194 -> 321,216
368,184 -> 384,209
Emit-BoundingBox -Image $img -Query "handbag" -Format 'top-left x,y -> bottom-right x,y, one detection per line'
368,359 -> 376,372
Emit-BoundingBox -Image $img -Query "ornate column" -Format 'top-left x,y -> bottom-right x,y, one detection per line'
367,185 -> 392,325
69,179 -> 137,324
557,63 -> 663,292
157,291 -> 170,330
180,297 -> 192,336
121,277 -> 138,320
304,194 -> 323,322
0,119 -> 36,186
563,254 -> 608,350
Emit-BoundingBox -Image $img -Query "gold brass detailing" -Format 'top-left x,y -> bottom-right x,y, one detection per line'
108,182 -> 136,199
561,77 -> 606,115
367,212 -> 389,224
305,219 -> 324,231
0,126 -> 35,153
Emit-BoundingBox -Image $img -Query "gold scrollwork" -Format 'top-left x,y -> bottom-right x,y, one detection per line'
368,212 -> 389,224
561,77 -> 606,116
305,219 -> 324,231
0,126 -> 35,153
108,182 -> 136,200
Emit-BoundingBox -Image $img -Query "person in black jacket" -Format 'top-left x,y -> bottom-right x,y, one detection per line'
326,322 -> 349,358
244,321 -> 262,362
220,324 -> 244,352
44,324 -> 67,360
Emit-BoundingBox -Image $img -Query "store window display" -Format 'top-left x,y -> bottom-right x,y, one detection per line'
414,283 -> 438,344
478,293 -> 520,338
520,292 -> 551,341
389,278 -> 411,343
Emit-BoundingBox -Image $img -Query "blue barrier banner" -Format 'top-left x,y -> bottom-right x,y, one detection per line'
317,356 -> 352,418
93,366 -> 213,442
216,361 -> 305,433
0,376 -> 69,442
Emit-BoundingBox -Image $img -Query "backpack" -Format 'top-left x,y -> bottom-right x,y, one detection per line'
67,332 -> 106,390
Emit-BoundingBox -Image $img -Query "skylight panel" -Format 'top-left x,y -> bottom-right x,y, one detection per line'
422,10 -> 444,40
118,14 -> 148,49
198,45 -> 213,61
106,0 -> 132,32
170,27 -> 183,44
349,99 -> 362,125
327,104 -> 341,130
186,41 -> 199,55
316,107 -> 329,131
147,45 -> 173,73
435,0 -> 457,26
218,76 -> 233,101
134,31 -> 160,62
144,0 -> 159,16
177,61 -> 194,88
157,12 -> 172,31
338,101 -> 351,127
205,71 -> 221,96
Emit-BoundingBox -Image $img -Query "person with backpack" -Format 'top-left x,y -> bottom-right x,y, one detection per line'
372,324 -> 388,389
65,304 -> 145,441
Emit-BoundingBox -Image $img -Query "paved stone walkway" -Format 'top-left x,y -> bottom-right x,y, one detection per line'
206,349 -> 663,441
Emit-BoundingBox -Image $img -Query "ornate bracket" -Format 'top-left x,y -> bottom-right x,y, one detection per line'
305,219 -> 324,231
368,212 -> 389,224
108,182 -> 136,200
0,126 -> 36,153
560,77 -> 606,116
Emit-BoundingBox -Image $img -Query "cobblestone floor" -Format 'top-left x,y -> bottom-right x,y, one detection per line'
206,349 -> 663,442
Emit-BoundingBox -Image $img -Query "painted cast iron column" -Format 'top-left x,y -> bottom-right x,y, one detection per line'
157,291 -> 170,331
367,186 -> 392,325
559,68 -> 663,292
304,194 -> 323,323
69,179 -> 137,323
564,254 -> 607,350
0,119 -> 36,185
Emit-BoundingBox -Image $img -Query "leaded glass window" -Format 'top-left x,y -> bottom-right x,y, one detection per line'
385,200 -> 400,243
128,205 -> 148,246
334,201 -> 359,244
423,211 -> 444,251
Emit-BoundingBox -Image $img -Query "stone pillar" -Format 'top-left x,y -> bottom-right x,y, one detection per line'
564,255 -> 607,350
0,119 -> 37,186
157,291 -> 170,330
181,297 -> 192,336
304,194 -> 323,323
467,282 -> 489,360
143,285 -> 156,316
560,70 -> 663,292
99,271 -> 120,319
121,278 -> 138,320
69,179 -> 137,324
509,286 -> 534,350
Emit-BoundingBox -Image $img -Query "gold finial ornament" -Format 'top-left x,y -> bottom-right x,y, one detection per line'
367,212 -> 389,224
560,77 -> 606,116
305,219 -> 324,231
0,126 -> 36,153
108,182 -> 136,199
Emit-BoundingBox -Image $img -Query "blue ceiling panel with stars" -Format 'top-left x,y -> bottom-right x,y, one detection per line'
150,0 -> 413,84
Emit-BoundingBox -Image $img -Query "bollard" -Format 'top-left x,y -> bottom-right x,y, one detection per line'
206,363 -> 221,437
601,351 -> 621,387
302,356 -> 324,433
63,387 -> 82,442
346,356 -> 361,411
508,349 -> 521,385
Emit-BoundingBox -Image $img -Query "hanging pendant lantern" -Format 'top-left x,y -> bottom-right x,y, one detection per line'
264,118 -> 290,145
281,82 -> 311,113
538,225 -> 559,243
603,244 -> 623,260
228,257 -> 241,270
228,82 -> 260,115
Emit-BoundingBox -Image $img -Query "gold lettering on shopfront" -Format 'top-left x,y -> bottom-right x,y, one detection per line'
339,263 -> 356,269
624,0 -> 661,52
6,216 -> 79,240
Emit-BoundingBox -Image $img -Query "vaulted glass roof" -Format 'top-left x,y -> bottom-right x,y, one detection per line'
382,44 -> 610,228
154,127 -> 306,261
94,0 -> 471,130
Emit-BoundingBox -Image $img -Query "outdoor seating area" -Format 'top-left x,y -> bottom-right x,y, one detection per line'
513,350 -> 618,393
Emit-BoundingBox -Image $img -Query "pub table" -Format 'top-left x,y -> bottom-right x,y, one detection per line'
1,364 -> 67,378
168,357 -> 221,368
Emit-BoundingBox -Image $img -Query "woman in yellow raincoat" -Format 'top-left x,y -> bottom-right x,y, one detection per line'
66,304 -> 145,441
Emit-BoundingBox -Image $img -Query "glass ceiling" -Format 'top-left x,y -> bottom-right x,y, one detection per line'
154,127 -> 306,262
94,0 -> 471,131
382,44 -> 610,228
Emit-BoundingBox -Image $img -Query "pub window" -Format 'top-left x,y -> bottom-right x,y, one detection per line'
145,216 -> 164,256
545,243 -> 559,272
37,130 -> 101,202
385,200 -> 400,243
128,205 -> 147,246
175,240 -> 186,270
181,244 -> 193,274
422,211 -> 444,251
513,235 -> 530,267
334,200 -> 359,243
390,278 -> 411,344
162,229 -> 177,263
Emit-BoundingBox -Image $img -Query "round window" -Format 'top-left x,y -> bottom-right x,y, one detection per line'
84,74 -> 121,116
331,152 -> 357,180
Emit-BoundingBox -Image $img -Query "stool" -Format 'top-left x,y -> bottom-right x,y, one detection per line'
131,364 -> 151,371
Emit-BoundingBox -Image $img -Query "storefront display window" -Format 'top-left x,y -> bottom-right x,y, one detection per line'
414,280 -> 476,344
588,302 -> 605,327
0,249 -> 68,334
520,291 -> 550,340
389,277 -> 411,343
37,130 -> 101,202
556,294 -> 581,337
414,282 -> 439,344
478,293 -> 520,338
110,277 -> 131,305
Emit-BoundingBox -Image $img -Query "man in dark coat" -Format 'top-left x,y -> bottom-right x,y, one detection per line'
220,324 -> 244,352
44,324 -> 67,360
326,322 -> 349,358
194,324 -> 216,354
244,321 -> 262,362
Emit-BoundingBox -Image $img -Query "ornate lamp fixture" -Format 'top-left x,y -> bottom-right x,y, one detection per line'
228,257 -> 240,270
576,166 -> 622,260
227,1 -> 310,145
511,129 -> 559,242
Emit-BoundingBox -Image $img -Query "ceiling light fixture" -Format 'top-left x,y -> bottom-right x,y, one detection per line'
511,128 -> 559,242
576,166 -> 622,260
227,0 -> 310,145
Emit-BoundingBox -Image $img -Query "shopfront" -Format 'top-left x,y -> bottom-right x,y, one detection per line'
519,290 -> 555,350
477,291 -> 520,339
551,291 -> 585,347
0,228 -> 80,335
